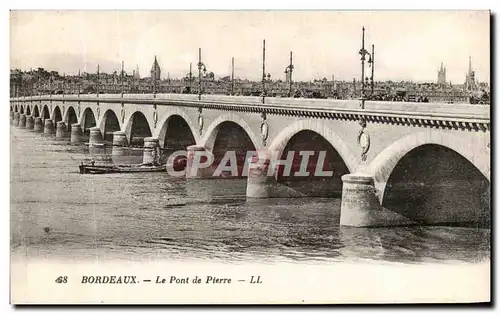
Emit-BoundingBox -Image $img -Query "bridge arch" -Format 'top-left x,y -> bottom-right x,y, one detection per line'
41,105 -> 51,120
33,105 -> 40,118
368,131 -> 490,226
64,106 -> 78,130
19,105 -> 24,114
99,109 -> 121,142
268,122 -> 354,197
80,107 -> 97,134
154,107 -> 201,146
156,115 -> 197,149
201,113 -> 262,151
26,105 -> 31,116
124,111 -> 153,146
368,131 -> 490,194
268,119 -> 357,173
52,106 -> 63,124
200,113 -> 261,177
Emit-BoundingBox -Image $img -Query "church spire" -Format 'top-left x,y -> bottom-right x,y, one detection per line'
469,56 -> 472,74
150,55 -> 161,81
135,64 -> 140,79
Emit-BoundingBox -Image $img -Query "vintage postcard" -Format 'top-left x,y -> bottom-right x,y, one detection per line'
9,10 -> 491,304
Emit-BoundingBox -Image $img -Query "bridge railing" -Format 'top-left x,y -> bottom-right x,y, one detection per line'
10,93 -> 490,123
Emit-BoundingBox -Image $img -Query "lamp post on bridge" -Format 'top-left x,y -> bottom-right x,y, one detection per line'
187,63 -> 193,94
37,71 -> 41,97
231,57 -> 235,96
197,48 -> 208,100
167,72 -> 171,93
359,26 -> 374,109
121,61 -> 125,97
77,69 -> 81,98
49,73 -> 52,102
284,50 -> 294,97
31,75 -> 35,97
152,78 -> 157,99
261,39 -> 271,104
370,44 -> 375,96
357,27 -> 376,163
96,64 -> 100,98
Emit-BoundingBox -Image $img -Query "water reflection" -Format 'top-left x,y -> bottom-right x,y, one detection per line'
10,127 -> 490,264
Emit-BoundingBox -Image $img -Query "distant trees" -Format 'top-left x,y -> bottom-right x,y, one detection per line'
49,70 -> 60,78
36,68 -> 53,80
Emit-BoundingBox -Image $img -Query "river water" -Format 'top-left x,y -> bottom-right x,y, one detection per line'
10,126 -> 490,265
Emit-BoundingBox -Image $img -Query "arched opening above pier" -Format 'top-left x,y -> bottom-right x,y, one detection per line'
53,106 -> 62,124
276,130 -> 350,197
125,111 -> 152,147
26,106 -> 31,116
19,106 -> 24,114
65,107 -> 78,130
210,121 -> 257,178
382,144 -> 490,227
101,109 -> 121,143
41,105 -> 50,120
33,105 -> 40,118
81,108 -> 96,136
159,115 -> 196,150
157,114 -> 196,164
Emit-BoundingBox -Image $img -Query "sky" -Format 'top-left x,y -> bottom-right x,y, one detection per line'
9,10 -> 490,83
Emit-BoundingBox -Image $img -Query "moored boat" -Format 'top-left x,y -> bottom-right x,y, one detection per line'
78,162 -> 166,174
78,156 -> 187,175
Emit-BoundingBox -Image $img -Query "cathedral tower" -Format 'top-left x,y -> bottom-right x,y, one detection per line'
150,56 -> 161,81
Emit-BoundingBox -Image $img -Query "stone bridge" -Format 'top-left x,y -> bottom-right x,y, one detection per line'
10,94 -> 491,227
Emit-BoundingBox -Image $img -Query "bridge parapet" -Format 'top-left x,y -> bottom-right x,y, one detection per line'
11,94 -> 490,131
11,93 -> 490,113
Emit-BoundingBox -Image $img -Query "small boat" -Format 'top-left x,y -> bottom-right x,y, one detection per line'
78,156 -> 187,175
79,162 -> 166,174
79,164 -> 114,174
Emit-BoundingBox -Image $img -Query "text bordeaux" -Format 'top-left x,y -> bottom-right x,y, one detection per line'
81,275 -> 137,284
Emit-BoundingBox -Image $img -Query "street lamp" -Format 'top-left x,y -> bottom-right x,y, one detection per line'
62,73 -> 66,100
78,69 -> 81,98
197,48 -> 208,100
96,64 -> 100,97
370,44 -> 375,96
359,26 -> 374,108
37,71 -> 41,96
262,39 -> 271,103
231,57 -> 235,96
284,51 -> 294,97
121,61 -> 125,97
167,72 -> 171,93
152,78 -> 157,98
49,73 -> 52,101
185,63 -> 194,94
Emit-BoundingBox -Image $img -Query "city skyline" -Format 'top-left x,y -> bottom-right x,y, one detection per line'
10,11 -> 490,83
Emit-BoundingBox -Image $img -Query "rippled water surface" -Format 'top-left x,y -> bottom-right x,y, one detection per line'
10,127 -> 490,264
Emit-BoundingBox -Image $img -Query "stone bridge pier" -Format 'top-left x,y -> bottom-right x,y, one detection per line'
10,94 -> 491,228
